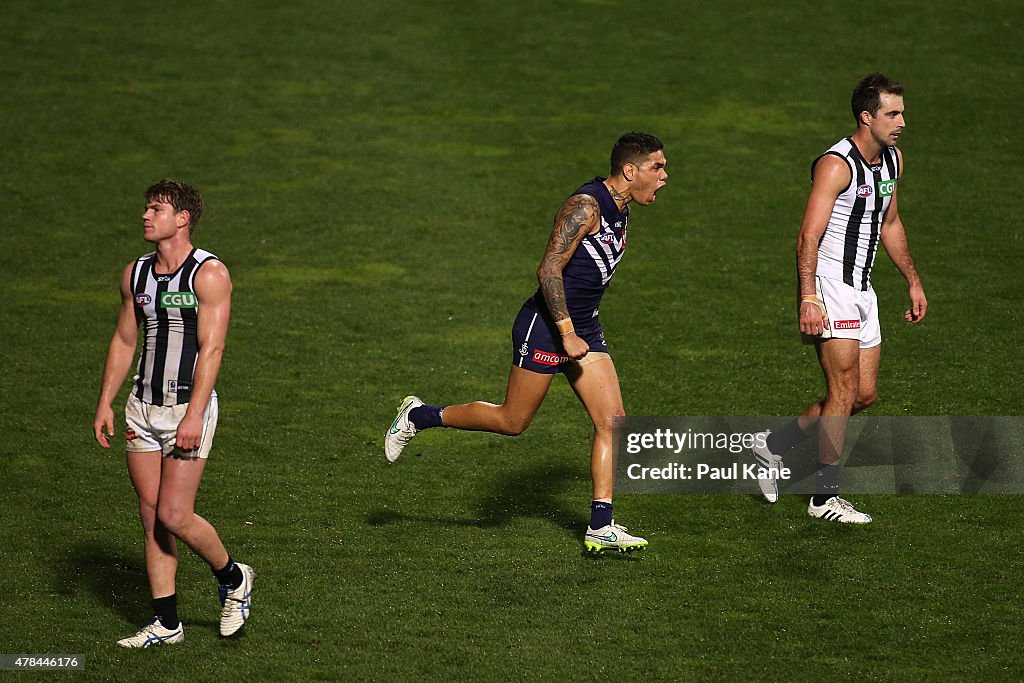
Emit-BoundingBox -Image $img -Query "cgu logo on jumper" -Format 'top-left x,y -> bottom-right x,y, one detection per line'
878,179 -> 896,198
159,291 -> 198,308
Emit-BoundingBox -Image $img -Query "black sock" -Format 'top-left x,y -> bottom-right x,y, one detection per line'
151,594 -> 179,630
766,418 -> 811,454
214,557 -> 243,590
812,464 -> 841,506
590,500 -> 613,529
409,405 -> 445,430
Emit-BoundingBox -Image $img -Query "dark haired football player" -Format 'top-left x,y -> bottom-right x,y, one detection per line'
753,74 -> 927,522
386,133 -> 667,552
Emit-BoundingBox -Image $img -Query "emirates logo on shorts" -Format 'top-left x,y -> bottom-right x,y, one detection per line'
834,319 -> 861,330
125,429 -> 137,441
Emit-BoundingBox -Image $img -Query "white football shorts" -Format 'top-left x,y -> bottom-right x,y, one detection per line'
124,391 -> 219,459
801,275 -> 881,349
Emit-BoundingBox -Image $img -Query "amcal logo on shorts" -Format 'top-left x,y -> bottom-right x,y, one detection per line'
878,179 -> 896,197
532,350 -> 569,366
834,319 -> 861,330
856,184 -> 873,198
134,293 -> 152,306
159,291 -> 198,308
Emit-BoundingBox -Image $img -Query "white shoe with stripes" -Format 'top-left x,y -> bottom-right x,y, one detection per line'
807,496 -> 872,524
117,617 -> 184,648
219,563 -> 255,636
751,431 -> 783,503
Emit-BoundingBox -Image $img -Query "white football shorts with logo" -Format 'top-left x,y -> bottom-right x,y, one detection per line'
124,391 -> 219,459
801,275 -> 881,349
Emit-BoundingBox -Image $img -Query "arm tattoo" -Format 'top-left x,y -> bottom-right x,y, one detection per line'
537,194 -> 599,321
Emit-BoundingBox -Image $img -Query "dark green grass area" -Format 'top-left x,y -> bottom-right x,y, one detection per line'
1,0 -> 1022,680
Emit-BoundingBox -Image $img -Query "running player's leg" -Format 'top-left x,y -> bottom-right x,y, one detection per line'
386,366 -> 554,462
440,366 -> 554,436
565,357 -> 623,501
566,357 -> 646,552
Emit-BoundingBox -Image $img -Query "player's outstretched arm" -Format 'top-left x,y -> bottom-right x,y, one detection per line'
94,263 -> 140,448
537,193 -> 599,359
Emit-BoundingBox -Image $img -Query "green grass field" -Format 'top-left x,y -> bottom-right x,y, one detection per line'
1,1 -> 1022,679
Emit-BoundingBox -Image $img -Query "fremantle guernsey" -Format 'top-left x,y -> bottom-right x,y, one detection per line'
526,177 -> 629,334
130,248 -> 219,406
814,138 -> 900,291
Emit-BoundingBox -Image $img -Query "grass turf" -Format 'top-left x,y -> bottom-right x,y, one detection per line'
1,0 -> 1022,679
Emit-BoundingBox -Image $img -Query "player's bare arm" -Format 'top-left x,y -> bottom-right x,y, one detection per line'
175,260 -> 233,451
537,194 -> 599,359
797,155 -> 851,335
94,263 -> 141,448
879,151 -> 927,323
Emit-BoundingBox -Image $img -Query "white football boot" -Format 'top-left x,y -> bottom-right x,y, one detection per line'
219,563 -> 255,636
584,521 -> 648,553
117,617 -> 184,648
807,496 -> 872,524
385,395 -> 423,463
751,431 -> 784,503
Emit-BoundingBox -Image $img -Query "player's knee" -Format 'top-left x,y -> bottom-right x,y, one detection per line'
499,415 -> 531,437
854,390 -> 877,412
137,500 -> 159,531
829,369 -> 859,404
156,505 -> 191,535
593,408 -> 626,434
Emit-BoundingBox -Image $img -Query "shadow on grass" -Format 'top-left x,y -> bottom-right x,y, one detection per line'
56,541 -> 149,625
368,460 -> 587,540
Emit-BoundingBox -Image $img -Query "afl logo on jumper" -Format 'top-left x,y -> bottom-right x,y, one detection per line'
856,184 -> 873,198
160,291 -> 198,308
135,294 -> 152,306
